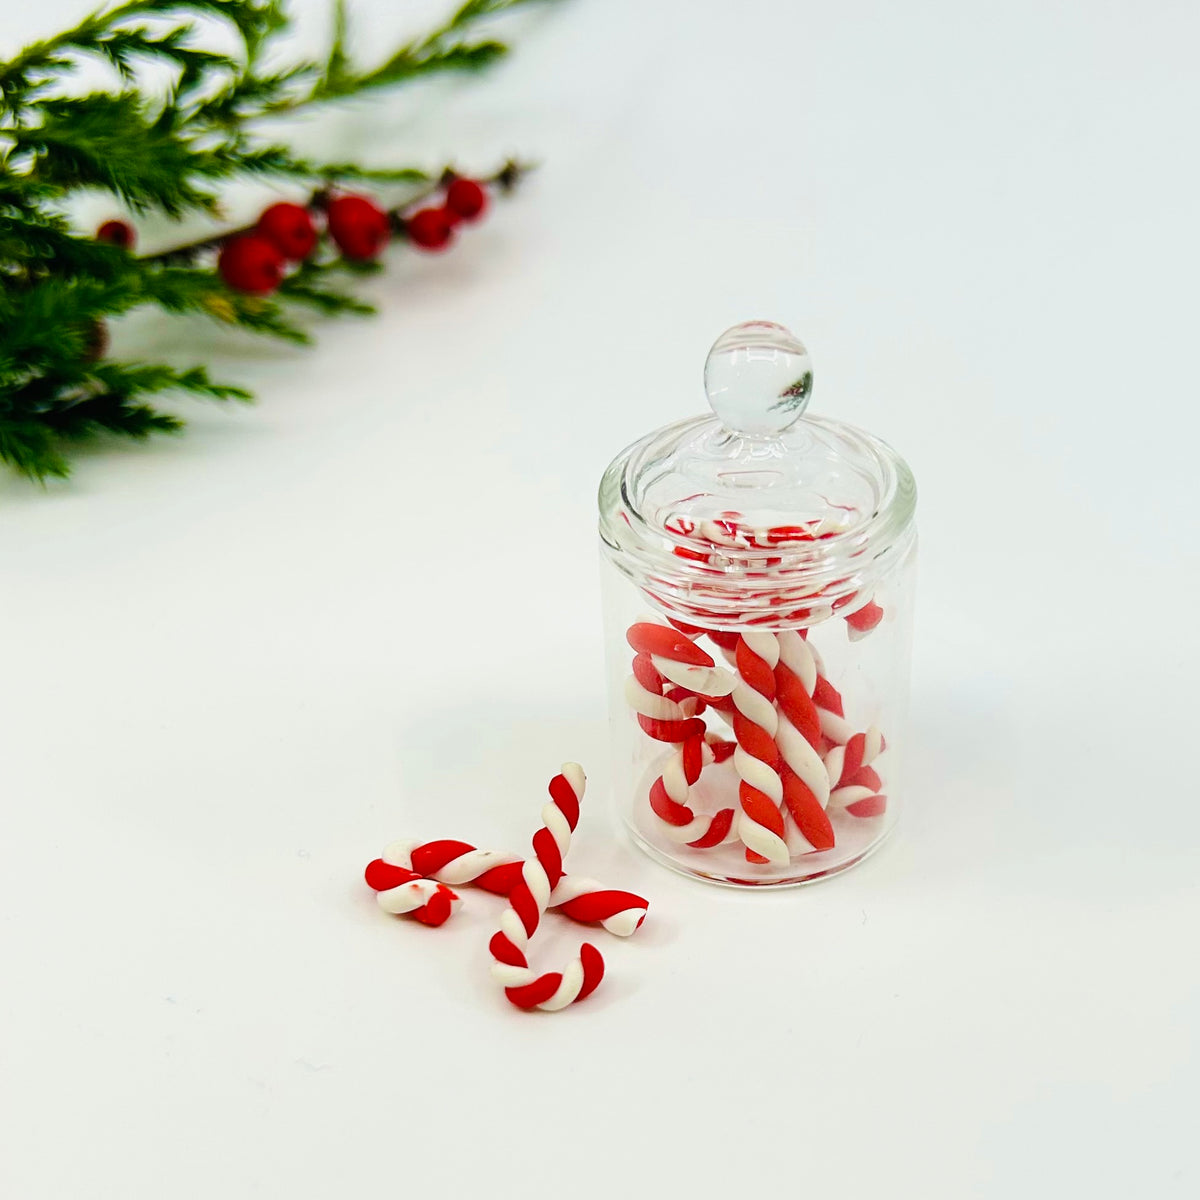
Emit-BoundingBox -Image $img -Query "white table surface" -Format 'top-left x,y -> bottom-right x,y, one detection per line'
3,1 -> 1198,1196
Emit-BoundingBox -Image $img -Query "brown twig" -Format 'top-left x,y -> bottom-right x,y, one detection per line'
144,159 -> 534,267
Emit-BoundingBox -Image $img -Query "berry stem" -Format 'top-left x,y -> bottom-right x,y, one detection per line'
143,160 -> 534,266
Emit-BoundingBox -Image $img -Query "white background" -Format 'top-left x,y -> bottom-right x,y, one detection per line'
2,1 -> 1198,1196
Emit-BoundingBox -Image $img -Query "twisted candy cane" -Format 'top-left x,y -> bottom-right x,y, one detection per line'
665,620 -> 740,722
664,514 -> 881,637
826,727 -> 888,818
808,649 -> 853,748
845,598 -> 884,641
625,656 -> 707,745
627,622 -> 735,700
648,733 -> 737,848
363,860 -> 461,927
489,764 -> 606,1011
366,839 -> 648,936
731,633 -> 789,865
547,875 -> 649,937
774,630 -> 835,853
624,626 -> 714,748
626,621 -> 738,847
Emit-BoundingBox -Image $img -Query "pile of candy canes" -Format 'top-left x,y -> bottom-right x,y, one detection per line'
626,517 -> 888,868
365,765 -> 648,1013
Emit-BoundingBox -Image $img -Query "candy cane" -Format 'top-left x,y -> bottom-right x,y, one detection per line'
624,623 -> 721,745
646,733 -> 737,848
774,630 -> 835,853
366,839 -> 648,936
811,660 -> 854,748
731,633 -> 789,865
546,875 -> 649,937
488,764 -> 606,1012
626,622 -> 735,699
826,727 -> 888,817
363,860 -> 461,927
625,654 -> 708,745
662,620 -> 742,726
845,598 -> 884,640
664,514 -> 884,637
625,620 -> 739,847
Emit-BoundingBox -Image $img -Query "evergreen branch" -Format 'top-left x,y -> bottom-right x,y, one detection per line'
86,360 -> 252,403
276,279 -> 375,316
12,93 -> 226,215
0,360 -> 250,479
277,258 -> 377,316
209,294 -> 312,343
224,147 -> 429,185
0,2 -> 284,112
0,0 -> 550,481
0,206 -> 132,279
275,0 -> 549,110
185,64 -> 315,129
0,419 -> 69,479
324,0 -> 351,91
49,396 -> 185,441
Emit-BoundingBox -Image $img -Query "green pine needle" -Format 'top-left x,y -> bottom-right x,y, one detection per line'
0,0 -> 551,480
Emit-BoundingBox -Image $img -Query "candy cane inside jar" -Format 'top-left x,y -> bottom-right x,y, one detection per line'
598,320 -> 917,887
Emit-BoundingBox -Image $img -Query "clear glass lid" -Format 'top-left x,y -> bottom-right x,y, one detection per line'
598,321 -> 917,629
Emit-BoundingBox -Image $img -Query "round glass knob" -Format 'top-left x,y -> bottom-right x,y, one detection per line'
703,320 -> 813,436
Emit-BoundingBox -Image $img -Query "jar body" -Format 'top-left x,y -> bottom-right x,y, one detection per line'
601,529 -> 916,887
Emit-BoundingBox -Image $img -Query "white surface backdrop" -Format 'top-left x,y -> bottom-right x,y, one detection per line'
2,1 -> 1198,1196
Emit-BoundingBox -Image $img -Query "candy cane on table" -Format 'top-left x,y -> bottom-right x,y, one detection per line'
489,764 -> 606,1012
366,838 -> 648,936
731,632 -> 789,865
774,629 -> 835,853
825,727 -> 888,818
363,860 -> 461,927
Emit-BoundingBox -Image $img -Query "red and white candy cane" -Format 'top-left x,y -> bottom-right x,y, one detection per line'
656,620 -> 791,860
826,727 -> 888,818
489,764 -> 606,1012
802,639 -> 853,748
664,513 -> 884,638
845,598 -> 884,640
731,632 -> 789,865
363,860 -> 461,927
626,621 -> 740,847
626,621 -> 735,703
647,733 -> 738,848
774,630 -> 834,853
366,838 -> 649,936
624,640 -> 708,748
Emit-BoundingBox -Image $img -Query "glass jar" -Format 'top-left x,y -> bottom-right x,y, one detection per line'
598,321 -> 917,887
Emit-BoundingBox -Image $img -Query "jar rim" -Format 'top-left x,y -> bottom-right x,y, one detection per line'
598,413 -> 917,631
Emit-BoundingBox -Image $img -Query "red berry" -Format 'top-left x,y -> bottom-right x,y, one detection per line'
405,207 -> 455,252
445,178 -> 488,223
326,194 -> 391,261
96,219 -> 135,251
256,202 -> 317,261
218,235 -> 285,294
